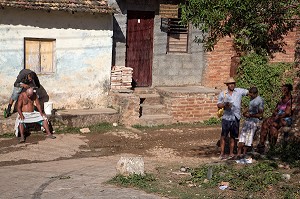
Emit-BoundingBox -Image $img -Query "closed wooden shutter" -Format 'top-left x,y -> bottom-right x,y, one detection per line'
40,41 -> 53,73
25,39 -> 55,74
25,40 -> 40,72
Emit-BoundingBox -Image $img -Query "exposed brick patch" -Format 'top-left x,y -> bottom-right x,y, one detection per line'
158,91 -> 219,123
270,30 -> 298,63
203,29 -> 299,89
202,36 -> 236,89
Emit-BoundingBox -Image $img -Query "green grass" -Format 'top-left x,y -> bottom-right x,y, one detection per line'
190,161 -> 281,192
88,122 -> 117,133
132,119 -> 220,130
267,139 -> 300,167
0,133 -> 15,138
53,122 -> 121,134
108,173 -> 159,191
202,117 -> 221,125
108,160 -> 300,198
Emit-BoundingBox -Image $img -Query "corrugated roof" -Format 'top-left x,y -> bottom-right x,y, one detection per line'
0,0 -> 116,14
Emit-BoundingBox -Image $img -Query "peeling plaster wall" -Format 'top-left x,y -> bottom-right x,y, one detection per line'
0,8 -> 113,109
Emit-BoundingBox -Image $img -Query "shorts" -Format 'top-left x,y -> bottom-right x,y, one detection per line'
283,117 -> 292,127
221,118 -> 240,139
238,120 -> 258,146
11,87 -> 23,101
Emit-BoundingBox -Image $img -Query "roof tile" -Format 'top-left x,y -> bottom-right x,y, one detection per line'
0,0 -> 116,14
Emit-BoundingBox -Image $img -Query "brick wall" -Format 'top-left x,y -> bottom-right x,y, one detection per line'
158,90 -> 219,123
202,36 -> 236,89
270,30 -> 298,63
202,30 -> 299,89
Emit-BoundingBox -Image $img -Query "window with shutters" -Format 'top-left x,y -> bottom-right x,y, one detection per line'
167,18 -> 189,53
24,38 -> 55,74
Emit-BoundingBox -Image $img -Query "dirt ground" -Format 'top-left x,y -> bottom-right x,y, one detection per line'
1,124 -> 299,198
0,125 -> 222,167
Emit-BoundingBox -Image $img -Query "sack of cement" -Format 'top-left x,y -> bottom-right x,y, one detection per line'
116,156 -> 144,176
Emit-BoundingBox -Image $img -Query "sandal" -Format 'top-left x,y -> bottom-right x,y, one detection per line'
19,137 -> 25,144
227,155 -> 236,160
219,155 -> 227,160
46,134 -> 56,139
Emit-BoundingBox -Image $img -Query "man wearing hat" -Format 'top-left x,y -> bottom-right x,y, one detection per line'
217,77 -> 248,160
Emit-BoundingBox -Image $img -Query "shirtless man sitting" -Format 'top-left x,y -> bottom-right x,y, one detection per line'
16,87 -> 55,143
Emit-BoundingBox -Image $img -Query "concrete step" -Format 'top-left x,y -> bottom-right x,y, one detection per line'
138,114 -> 173,126
52,108 -> 120,128
138,94 -> 162,105
140,104 -> 167,115
0,108 -> 120,135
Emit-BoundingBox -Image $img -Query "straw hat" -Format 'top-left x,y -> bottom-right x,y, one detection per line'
224,77 -> 236,84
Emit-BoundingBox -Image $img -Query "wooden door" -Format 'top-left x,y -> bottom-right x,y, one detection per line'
126,11 -> 154,87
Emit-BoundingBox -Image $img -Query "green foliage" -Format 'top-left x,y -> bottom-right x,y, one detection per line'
0,133 -> 15,138
180,0 -> 300,56
190,161 -> 281,192
235,53 -> 295,117
55,126 -> 81,134
268,140 -> 300,167
202,117 -> 221,125
89,122 -> 115,132
55,122 -> 117,134
109,174 -> 157,190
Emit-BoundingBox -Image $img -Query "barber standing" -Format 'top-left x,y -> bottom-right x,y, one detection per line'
4,69 -> 40,118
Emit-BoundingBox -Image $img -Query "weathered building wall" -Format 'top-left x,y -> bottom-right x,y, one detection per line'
0,8 -> 113,110
110,0 -> 206,87
152,20 -> 205,86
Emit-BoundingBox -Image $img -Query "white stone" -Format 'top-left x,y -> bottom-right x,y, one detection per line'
79,128 -> 90,133
116,156 -> 144,176
282,174 -> 291,181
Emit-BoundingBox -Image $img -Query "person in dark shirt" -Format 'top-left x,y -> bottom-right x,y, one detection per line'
4,69 -> 40,118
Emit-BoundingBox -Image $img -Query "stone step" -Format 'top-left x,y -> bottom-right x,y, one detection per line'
134,87 -> 156,95
138,94 -> 162,105
138,114 -> 173,126
140,104 -> 167,115
0,113 -> 18,134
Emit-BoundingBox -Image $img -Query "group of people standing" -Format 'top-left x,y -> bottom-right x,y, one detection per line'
217,77 -> 293,159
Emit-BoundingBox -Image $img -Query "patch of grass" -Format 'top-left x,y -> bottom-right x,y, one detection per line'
267,139 -> 300,167
190,161 -> 281,192
202,117 -> 221,125
55,126 -> 81,134
132,124 -> 167,130
132,121 -> 212,130
108,174 -> 158,191
0,133 -> 15,138
89,122 -> 117,133
280,185 -> 300,199
108,161 -> 288,198
54,122 -> 120,134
